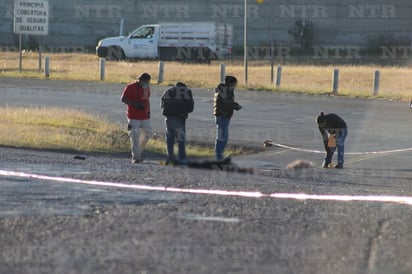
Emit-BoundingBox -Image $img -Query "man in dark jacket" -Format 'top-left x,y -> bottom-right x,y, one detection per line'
214,76 -> 242,161
161,82 -> 194,165
316,112 -> 348,169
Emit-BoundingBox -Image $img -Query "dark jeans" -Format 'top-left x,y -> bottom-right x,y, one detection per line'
325,128 -> 348,165
215,116 -> 230,161
165,118 -> 186,162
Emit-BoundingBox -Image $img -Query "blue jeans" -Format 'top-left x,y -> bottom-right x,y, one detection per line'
215,116 -> 230,161
165,118 -> 186,162
325,128 -> 348,165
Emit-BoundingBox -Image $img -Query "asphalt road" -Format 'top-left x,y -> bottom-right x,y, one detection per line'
0,77 -> 412,274
2,77 -> 412,150
2,77 -> 412,170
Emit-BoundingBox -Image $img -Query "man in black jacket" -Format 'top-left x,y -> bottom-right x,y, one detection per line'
214,76 -> 242,161
161,82 -> 194,165
316,112 -> 348,169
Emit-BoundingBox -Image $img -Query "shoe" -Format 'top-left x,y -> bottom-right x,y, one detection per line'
334,164 -> 344,169
177,159 -> 189,166
132,159 -> 143,164
165,156 -> 177,166
221,157 -> 232,165
322,162 -> 331,168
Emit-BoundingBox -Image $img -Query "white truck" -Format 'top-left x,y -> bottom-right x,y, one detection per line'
96,22 -> 233,62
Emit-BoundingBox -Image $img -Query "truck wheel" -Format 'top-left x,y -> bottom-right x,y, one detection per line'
97,47 -> 108,58
107,46 -> 125,61
200,48 -> 213,64
159,47 -> 177,61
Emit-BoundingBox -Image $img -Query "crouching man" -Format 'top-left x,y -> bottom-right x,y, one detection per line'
121,73 -> 153,163
316,112 -> 348,169
161,82 -> 194,165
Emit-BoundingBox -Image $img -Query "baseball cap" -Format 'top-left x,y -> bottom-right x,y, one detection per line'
225,76 -> 238,85
176,82 -> 187,87
138,73 -> 151,81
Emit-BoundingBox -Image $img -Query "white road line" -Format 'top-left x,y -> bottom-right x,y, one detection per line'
1,169 -> 412,206
271,193 -> 412,205
273,143 -> 412,156
179,215 -> 241,223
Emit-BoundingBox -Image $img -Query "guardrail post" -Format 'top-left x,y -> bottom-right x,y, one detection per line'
119,18 -> 124,36
158,61 -> 165,84
276,66 -> 282,87
44,56 -> 50,78
373,70 -> 380,96
38,46 -> 42,71
220,64 -> 226,83
332,68 -> 339,93
99,58 -> 106,81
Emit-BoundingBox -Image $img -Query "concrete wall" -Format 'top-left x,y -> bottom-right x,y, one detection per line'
1,0 -> 411,51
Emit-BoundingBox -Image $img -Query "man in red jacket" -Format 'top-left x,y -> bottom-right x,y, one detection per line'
121,73 -> 153,163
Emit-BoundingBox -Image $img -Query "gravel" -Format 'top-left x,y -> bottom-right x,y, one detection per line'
1,147 -> 412,274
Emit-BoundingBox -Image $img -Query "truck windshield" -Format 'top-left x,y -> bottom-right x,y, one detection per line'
130,27 -> 154,39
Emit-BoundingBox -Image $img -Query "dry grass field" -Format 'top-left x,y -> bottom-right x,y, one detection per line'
1,51 -> 412,99
0,106 -> 226,157
0,107 -> 128,153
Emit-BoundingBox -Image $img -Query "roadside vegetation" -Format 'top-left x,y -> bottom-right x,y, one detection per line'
0,107 -> 240,157
1,51 -> 412,100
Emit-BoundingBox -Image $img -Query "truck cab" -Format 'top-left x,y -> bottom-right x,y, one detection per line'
97,24 -> 160,60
